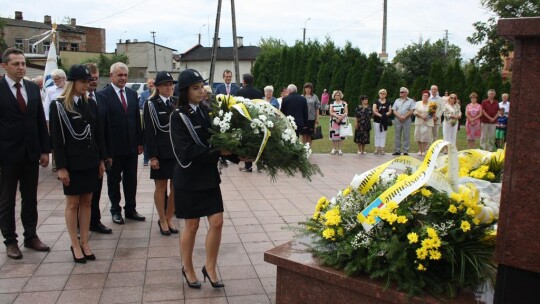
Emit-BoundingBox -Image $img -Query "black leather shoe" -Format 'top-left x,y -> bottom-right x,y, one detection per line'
392,152 -> 401,156
6,243 -> 22,259
112,214 -> 125,225
157,221 -> 171,236
24,237 -> 50,251
168,226 -> 179,234
403,152 -> 409,156
202,266 -> 224,288
71,246 -> 86,264
125,211 -> 146,221
90,222 -> 113,234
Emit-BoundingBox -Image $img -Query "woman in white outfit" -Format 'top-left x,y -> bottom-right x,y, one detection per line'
372,89 -> 392,155
442,93 -> 462,149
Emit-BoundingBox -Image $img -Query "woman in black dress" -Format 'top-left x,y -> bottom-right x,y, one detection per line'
170,69 -> 241,289
354,95 -> 372,154
49,64 -> 106,263
143,71 -> 178,236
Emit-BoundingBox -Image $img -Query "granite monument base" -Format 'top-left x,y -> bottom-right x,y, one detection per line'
265,240 -> 480,304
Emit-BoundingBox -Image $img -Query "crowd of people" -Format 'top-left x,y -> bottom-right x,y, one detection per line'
0,45 -> 509,289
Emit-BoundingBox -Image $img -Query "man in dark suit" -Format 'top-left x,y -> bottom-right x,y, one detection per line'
0,48 -> 51,259
236,73 -> 263,172
280,84 -> 308,137
98,62 -> 145,224
84,63 -> 113,234
214,69 -> 240,96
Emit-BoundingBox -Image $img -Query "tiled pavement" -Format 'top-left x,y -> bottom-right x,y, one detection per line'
0,153 -> 399,304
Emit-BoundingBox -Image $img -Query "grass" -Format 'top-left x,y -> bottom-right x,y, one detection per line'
310,116 -> 470,154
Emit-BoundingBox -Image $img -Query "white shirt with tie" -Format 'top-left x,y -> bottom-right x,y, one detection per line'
4,75 -> 28,104
110,83 -> 128,110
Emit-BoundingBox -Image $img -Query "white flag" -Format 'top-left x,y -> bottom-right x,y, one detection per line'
43,41 -> 58,89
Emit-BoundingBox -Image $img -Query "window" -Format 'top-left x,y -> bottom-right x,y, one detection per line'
43,41 -> 51,53
59,42 -> 67,51
14,38 -> 23,50
70,43 -> 79,51
29,40 -> 37,53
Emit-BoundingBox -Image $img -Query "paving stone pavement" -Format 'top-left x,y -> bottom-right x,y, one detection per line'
0,153 -> 402,304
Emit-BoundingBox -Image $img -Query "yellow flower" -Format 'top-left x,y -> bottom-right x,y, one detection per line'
416,247 -> 428,260
366,215 -> 377,225
431,237 -> 441,248
386,201 -> 399,211
342,187 -> 351,196
322,228 -> 335,240
461,220 -> 471,232
466,208 -> 476,216
337,227 -> 344,236
407,232 -> 419,244
397,216 -> 408,224
473,218 -> 480,225
417,263 -> 427,271
420,188 -> 432,197
448,205 -> 458,213
487,172 -> 495,180
312,211 -> 320,220
426,228 -> 437,239
421,238 -> 434,249
450,192 -> 462,203
429,250 -> 442,260
397,174 -> 409,182
323,208 -> 341,226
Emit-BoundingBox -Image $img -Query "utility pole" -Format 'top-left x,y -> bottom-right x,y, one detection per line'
444,29 -> 449,57
151,31 -> 158,72
303,18 -> 311,44
231,0 -> 240,85
209,0 -> 223,89
379,0 -> 388,62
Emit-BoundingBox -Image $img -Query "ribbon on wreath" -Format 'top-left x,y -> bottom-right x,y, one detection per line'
354,140 -> 495,232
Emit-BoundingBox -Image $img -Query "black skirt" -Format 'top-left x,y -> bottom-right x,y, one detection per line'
300,120 -> 316,135
62,167 -> 99,195
174,186 -> 224,219
150,158 -> 175,180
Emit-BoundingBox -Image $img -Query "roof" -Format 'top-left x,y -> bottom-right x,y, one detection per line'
0,17 -> 100,34
117,41 -> 177,52
180,45 -> 260,61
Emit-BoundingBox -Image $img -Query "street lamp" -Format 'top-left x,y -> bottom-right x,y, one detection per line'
198,24 -> 206,45
303,18 -> 311,44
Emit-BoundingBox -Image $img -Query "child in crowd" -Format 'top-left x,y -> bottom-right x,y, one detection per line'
495,107 -> 508,149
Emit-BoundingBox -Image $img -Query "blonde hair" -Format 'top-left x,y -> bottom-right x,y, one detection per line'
332,90 -> 343,99
378,89 -> 387,94
57,81 -> 88,113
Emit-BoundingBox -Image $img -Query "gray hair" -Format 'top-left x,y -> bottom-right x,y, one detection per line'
51,69 -> 66,78
400,87 -> 409,94
287,84 -> 297,93
110,62 -> 129,74
264,85 -> 274,93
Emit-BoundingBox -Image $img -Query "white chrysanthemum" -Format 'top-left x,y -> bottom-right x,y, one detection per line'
266,121 -> 274,128
258,115 -> 267,121
218,110 -> 224,116
213,117 -> 221,126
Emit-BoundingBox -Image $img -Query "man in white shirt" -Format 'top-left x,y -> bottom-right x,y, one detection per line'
43,69 -> 66,123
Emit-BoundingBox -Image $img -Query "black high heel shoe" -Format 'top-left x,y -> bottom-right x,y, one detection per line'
182,267 -> 201,289
202,266 -> 224,288
157,221 -> 171,236
70,246 -> 86,264
82,247 -> 96,260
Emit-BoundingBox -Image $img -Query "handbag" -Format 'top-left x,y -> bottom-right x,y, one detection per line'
339,119 -> 353,137
312,125 -> 323,140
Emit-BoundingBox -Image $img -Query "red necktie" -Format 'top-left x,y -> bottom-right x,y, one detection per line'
14,82 -> 27,113
119,89 -> 127,112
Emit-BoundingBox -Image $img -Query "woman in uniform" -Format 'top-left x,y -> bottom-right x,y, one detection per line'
170,69 -> 241,289
49,64 -> 106,263
143,71 -> 178,235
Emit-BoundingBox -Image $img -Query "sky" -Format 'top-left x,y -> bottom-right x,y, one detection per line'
2,0 -> 494,61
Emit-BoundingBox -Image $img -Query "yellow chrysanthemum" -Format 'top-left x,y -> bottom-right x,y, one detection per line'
323,208 -> 341,226
466,208 -> 476,216
473,218 -> 480,225
312,211 -> 320,220
322,228 -> 335,240
386,201 -> 399,211
486,172 -> 495,180
421,188 -> 432,197
397,174 -> 409,182
429,250 -> 442,260
426,228 -> 437,239
417,263 -> 427,271
416,247 -> 428,260
407,232 -> 419,244
448,204 -> 458,213
397,216 -> 408,224
421,238 -> 434,249
342,187 -> 351,196
366,215 -> 377,225
431,237 -> 441,248
461,220 -> 471,232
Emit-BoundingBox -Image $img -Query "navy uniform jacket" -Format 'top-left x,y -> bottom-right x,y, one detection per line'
281,93 -> 308,129
0,77 -> 50,165
170,105 -> 238,191
49,98 -> 106,171
215,83 -> 240,96
98,85 -> 143,156
143,95 -> 176,160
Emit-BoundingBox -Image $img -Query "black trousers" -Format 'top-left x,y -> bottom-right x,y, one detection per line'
107,154 -> 138,215
0,161 -> 39,245
90,177 -> 104,225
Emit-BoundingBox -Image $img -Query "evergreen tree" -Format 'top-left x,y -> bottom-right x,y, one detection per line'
465,64 -> 485,100
360,54 -> 381,101
278,47 -> 292,89
410,76 -> 429,101
330,57 -> 348,95
344,58 -> 365,108
291,43 -> 306,88
305,50 -> 320,93
486,73 -> 503,100
428,61 -> 446,92
377,64 -> 404,101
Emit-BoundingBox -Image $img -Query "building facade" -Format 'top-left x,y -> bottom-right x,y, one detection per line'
116,40 -> 176,81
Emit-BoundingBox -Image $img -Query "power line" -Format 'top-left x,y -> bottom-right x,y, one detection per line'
82,0 -> 150,25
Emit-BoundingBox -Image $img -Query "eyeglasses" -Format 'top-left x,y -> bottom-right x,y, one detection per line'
400,91 -> 406,93
449,97 -> 456,99
89,77 -> 98,81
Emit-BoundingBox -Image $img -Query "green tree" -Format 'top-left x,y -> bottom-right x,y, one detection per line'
344,57 -> 367,108
277,47 -> 290,90
329,56 -> 348,95
467,0 -> 540,73
316,38 -> 337,96
428,60 -> 446,92
410,76 -> 429,101
377,64 -> 404,101
360,53 -> 383,101
0,19 -> 8,54
393,39 -> 461,85
82,53 -> 129,77
465,64 -> 485,99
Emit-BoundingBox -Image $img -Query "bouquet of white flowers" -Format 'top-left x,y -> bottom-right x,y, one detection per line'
210,94 -> 321,181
